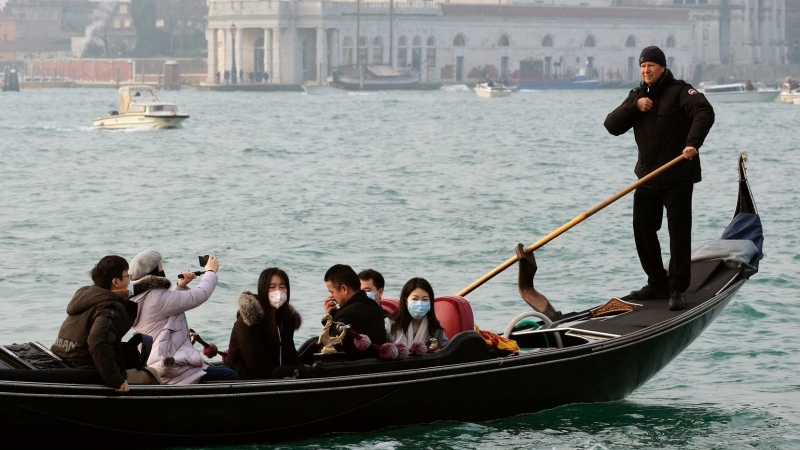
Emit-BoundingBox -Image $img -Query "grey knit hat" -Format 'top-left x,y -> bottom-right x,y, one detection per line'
130,250 -> 163,281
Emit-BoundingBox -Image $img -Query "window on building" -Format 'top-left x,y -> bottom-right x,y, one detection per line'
666,36 -> 676,48
358,36 -> 368,64
686,0 -> 696,4
542,35 -> 553,47
120,4 -> 128,13
413,36 -> 423,70
584,35 -> 595,47
398,36 -> 408,67
453,34 -> 465,47
373,37 -> 383,64
426,36 -> 436,67
673,0 -> 682,4
499,34 -> 509,47
625,35 -> 636,47
703,29 -> 709,41
342,36 -> 353,66
667,56 -> 675,67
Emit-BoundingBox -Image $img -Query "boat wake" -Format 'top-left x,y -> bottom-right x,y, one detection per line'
441,84 -> 471,92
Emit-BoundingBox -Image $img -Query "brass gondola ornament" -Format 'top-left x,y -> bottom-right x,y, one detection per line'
318,314 -> 348,354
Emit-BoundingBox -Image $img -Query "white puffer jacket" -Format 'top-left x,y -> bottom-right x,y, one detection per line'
130,272 -> 218,384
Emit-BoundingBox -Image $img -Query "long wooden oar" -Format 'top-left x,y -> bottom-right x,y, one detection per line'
457,154 -> 687,297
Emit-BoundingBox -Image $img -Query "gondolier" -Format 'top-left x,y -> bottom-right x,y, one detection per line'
603,45 -> 715,311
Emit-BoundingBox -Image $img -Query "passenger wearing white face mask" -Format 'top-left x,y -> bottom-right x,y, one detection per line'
225,268 -> 308,379
385,278 -> 449,349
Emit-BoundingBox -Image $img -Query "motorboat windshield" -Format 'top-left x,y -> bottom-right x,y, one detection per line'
118,85 -> 159,114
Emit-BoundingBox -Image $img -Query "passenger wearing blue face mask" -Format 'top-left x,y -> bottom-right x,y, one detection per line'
385,278 -> 449,349
358,269 -> 385,304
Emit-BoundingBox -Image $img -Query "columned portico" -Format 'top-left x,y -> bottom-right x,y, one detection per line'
265,28 -> 273,81
316,26 -> 328,81
207,28 -> 218,83
273,28 -> 282,84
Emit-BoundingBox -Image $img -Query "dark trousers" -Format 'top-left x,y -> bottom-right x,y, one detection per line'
633,183 -> 693,292
200,364 -> 240,382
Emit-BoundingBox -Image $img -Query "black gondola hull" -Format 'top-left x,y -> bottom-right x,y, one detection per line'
0,281 -> 744,446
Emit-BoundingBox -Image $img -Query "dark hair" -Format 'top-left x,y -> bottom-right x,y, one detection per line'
324,264 -> 360,292
90,255 -> 129,289
358,269 -> 385,290
257,267 -> 291,348
388,277 -> 443,335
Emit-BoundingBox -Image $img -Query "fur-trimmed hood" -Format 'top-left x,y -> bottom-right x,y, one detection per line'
132,275 -> 172,298
236,290 -> 302,330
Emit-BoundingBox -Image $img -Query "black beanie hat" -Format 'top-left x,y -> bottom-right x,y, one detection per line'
639,46 -> 667,67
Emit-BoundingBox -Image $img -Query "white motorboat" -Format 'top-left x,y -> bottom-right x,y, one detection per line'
302,78 -> 346,95
779,81 -> 800,104
93,86 -> 189,130
701,82 -> 779,103
474,82 -> 512,98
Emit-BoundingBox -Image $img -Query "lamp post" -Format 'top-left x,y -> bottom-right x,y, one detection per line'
230,23 -> 238,84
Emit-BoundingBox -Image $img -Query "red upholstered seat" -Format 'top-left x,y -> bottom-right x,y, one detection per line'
380,298 -> 399,314
380,296 -> 474,339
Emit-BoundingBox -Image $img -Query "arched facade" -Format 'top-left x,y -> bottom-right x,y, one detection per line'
398,36 -> 408,68
342,36 -> 353,66
373,37 -> 383,64
542,34 -> 554,47
426,36 -> 436,68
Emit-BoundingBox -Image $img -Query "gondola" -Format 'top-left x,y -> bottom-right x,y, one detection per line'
0,154 -> 762,447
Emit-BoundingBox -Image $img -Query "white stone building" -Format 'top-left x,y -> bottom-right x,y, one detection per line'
206,0 -> 786,85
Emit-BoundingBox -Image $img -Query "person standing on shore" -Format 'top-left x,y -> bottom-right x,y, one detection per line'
603,45 -> 715,311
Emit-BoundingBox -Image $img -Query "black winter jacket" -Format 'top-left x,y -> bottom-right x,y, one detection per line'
225,291 -> 302,379
51,286 -> 138,388
331,290 -> 388,359
604,69 -> 715,187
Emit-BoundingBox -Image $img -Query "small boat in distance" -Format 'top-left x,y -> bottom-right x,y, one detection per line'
302,77 -> 347,95
474,81 -> 512,98
331,65 -> 421,90
701,82 -> 779,103
779,80 -> 800,104
508,66 -> 599,90
92,86 -> 189,130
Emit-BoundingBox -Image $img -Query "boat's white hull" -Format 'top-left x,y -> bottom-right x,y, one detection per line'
475,90 -> 510,99
302,84 -> 346,95
791,97 -> 800,105
475,85 -> 512,98
93,113 -> 189,130
779,91 -> 800,103
705,90 -> 779,103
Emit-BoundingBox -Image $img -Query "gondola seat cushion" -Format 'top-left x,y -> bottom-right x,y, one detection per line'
381,296 -> 475,339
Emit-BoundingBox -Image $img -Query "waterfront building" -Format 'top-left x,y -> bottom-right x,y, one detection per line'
206,0 -> 788,85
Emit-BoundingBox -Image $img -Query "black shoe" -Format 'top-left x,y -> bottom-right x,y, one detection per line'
629,284 -> 670,300
668,291 -> 687,311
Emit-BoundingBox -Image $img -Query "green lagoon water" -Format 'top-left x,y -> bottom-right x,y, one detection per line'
0,86 -> 798,449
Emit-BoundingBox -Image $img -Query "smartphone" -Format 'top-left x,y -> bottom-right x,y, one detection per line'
198,255 -> 210,267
